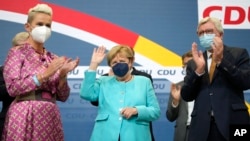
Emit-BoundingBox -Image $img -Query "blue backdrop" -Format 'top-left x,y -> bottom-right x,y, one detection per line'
1,1 -> 250,141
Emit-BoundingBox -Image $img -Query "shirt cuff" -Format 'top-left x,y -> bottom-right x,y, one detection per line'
33,75 -> 41,86
172,101 -> 179,108
195,71 -> 205,76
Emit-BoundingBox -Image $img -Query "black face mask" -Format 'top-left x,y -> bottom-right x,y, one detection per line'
112,63 -> 129,77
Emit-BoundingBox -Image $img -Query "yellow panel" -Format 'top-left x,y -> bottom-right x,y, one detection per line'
245,101 -> 250,115
134,36 -> 182,66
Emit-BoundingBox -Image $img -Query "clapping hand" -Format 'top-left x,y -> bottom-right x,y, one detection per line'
45,56 -> 67,78
192,42 -> 205,74
170,83 -> 181,106
211,36 -> 224,64
59,57 -> 80,78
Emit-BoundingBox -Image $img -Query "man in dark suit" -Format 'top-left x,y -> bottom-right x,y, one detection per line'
181,17 -> 250,141
0,66 -> 15,136
90,67 -> 155,141
166,51 -> 193,141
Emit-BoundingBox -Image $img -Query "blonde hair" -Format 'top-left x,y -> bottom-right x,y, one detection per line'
197,17 -> 224,34
27,4 -> 53,23
12,32 -> 29,46
107,45 -> 134,66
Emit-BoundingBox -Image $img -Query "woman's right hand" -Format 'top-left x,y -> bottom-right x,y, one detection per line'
89,46 -> 106,70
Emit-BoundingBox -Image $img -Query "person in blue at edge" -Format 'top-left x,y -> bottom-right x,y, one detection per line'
80,45 -> 160,141
181,16 -> 250,141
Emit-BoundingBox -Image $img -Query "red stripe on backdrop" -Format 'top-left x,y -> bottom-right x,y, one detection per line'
0,0 -> 40,14
0,0 -> 139,48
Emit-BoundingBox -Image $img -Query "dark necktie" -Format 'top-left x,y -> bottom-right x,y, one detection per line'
209,54 -> 216,82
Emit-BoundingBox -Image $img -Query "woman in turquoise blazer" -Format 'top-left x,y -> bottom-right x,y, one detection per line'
80,45 -> 160,141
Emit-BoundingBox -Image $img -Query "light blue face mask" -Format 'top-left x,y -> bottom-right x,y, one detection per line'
199,34 -> 215,50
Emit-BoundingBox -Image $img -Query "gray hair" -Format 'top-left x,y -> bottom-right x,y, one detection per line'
197,17 -> 224,34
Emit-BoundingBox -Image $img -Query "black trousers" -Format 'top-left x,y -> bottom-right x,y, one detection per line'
207,117 -> 227,141
118,123 -> 154,141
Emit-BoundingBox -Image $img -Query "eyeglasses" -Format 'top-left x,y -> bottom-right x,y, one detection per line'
197,29 -> 214,36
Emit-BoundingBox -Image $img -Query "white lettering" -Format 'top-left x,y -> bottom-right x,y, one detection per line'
234,129 -> 247,136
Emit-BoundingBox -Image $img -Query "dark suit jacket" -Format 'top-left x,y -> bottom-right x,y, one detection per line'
90,67 -> 155,141
0,66 -> 15,136
181,45 -> 250,141
166,81 -> 190,141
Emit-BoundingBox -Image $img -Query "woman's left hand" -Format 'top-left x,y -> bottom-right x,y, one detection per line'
120,107 -> 138,119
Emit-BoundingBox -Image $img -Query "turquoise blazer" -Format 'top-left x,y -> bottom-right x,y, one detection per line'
80,71 -> 160,141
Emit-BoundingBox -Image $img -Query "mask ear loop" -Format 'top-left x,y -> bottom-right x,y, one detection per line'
129,68 -> 133,73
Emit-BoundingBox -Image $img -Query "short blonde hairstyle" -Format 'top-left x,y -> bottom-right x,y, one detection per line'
12,32 -> 29,46
197,17 -> 224,34
27,3 -> 53,23
107,45 -> 134,66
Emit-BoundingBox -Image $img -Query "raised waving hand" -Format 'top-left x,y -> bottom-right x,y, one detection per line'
89,46 -> 106,70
